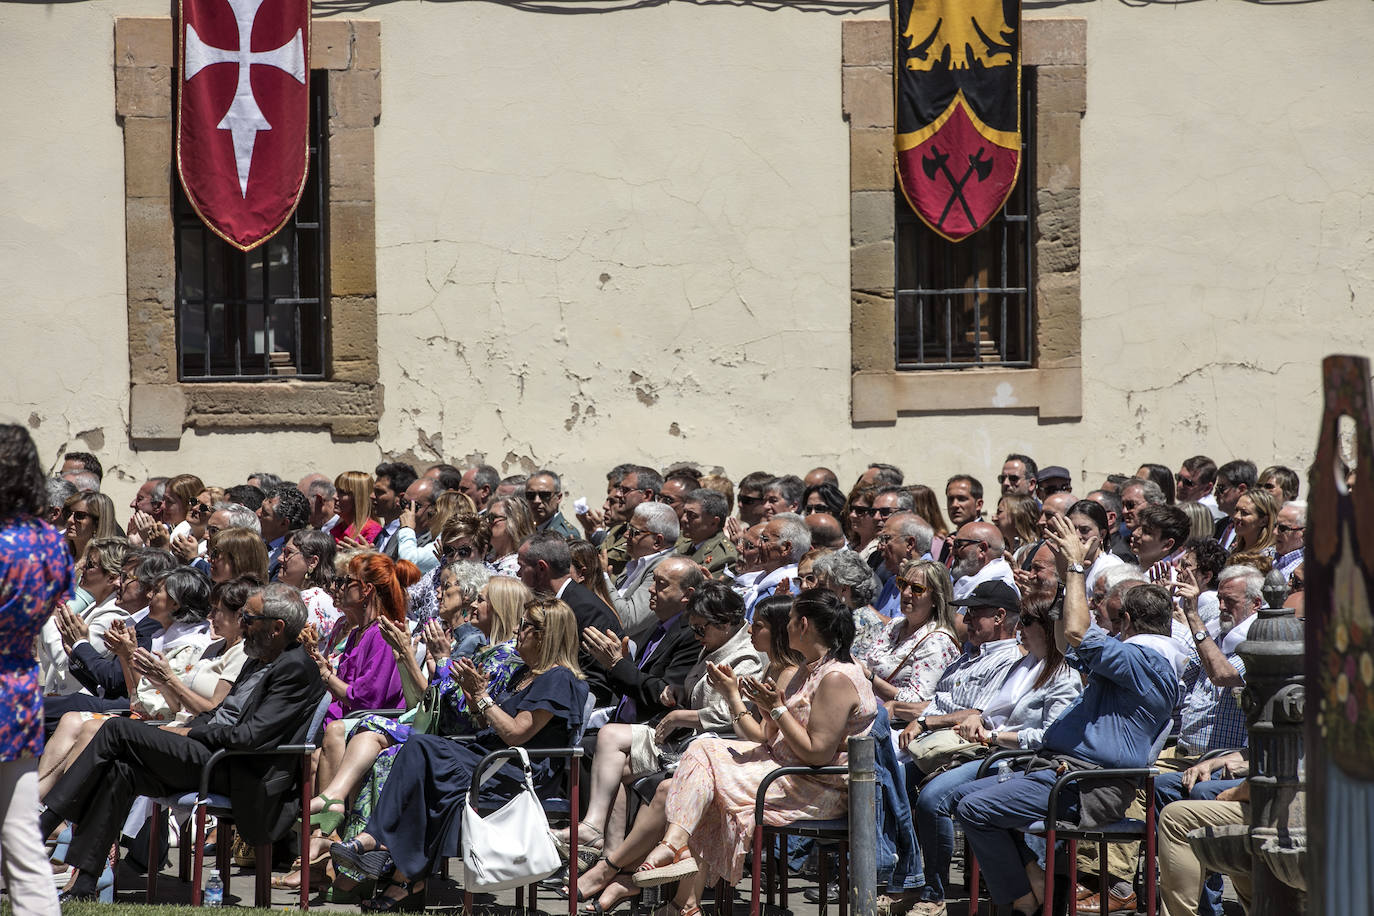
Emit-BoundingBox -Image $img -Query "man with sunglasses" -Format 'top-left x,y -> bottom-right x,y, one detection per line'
612,503 -> 681,638
1273,500 -> 1306,581
999,454 -> 1039,498
949,521 -> 1019,604
872,511 -> 934,616
603,466 -> 663,578
525,469 -> 580,539
1210,459 -> 1256,547
1174,455 -> 1225,520
45,584 -> 326,902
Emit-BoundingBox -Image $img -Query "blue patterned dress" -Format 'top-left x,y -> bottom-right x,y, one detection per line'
0,517 -> 72,760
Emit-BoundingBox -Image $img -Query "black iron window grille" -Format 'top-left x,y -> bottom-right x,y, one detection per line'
895,68 -> 1036,370
175,71 -> 328,381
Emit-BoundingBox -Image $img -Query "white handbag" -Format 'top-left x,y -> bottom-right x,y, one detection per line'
460,747 -> 562,892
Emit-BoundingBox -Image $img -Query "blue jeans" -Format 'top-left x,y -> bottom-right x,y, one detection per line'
953,770 -> 1075,906
1153,773 -> 1242,916
910,759 -> 981,900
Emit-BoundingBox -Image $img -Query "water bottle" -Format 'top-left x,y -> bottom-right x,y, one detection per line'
205,873 -> 223,906
996,760 -> 1013,783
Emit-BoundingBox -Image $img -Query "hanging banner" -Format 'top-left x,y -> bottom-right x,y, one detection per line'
894,0 -> 1020,242
178,0 -> 310,251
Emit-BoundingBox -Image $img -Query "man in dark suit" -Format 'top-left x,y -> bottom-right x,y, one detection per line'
44,583 -> 326,901
1211,459 -> 1256,549
517,532 -> 625,705
370,461 -> 419,557
584,556 -> 703,724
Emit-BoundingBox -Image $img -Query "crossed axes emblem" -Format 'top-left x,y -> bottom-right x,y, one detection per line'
922,145 -> 994,230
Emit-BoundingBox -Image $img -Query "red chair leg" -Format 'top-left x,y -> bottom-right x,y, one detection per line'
569,760 -> 580,916
301,751 -> 313,910
1145,777 -> 1158,916
1042,828 -> 1056,916
968,848 -> 980,916
146,803 -> 161,902
256,843 -> 272,906
192,805 -> 207,906
1066,838 -> 1079,916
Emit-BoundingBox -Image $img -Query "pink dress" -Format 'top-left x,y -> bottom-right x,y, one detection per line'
664,656 -> 877,884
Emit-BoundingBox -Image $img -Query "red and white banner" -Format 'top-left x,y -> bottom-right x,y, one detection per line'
177,0 -> 311,251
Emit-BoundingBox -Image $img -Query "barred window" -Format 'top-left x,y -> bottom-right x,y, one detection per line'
175,72 -> 328,381
895,69 -> 1036,369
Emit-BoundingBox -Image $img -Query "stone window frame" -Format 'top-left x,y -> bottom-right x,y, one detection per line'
844,18 -> 1085,423
116,16 -> 383,442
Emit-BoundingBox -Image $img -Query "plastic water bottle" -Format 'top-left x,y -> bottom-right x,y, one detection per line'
205,874 -> 223,906
996,760 -> 1013,783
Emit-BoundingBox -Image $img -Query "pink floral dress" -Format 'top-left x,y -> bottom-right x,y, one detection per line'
664,656 -> 877,884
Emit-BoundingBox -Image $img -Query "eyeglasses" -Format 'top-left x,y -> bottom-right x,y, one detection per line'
518,617 -> 544,632
1121,499 -> 1144,510
875,533 -> 895,545
443,544 -> 476,561
1275,524 -> 1305,534
689,622 -> 711,637
894,577 -> 928,595
626,524 -> 650,539
737,495 -> 764,507
190,503 -> 212,517
342,576 -> 365,590
803,505 -> 833,516
800,572 -> 821,587
68,510 -> 92,523
280,547 -> 300,562
1175,473 -> 1197,487
872,506 -> 897,519
849,505 -> 876,517
1287,572 -> 1304,592
997,474 -> 1023,485
525,490 -> 557,503
949,537 -> 985,551
239,612 -> 277,625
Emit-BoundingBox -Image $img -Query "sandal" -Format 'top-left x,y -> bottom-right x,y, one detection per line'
330,838 -> 393,879
633,841 -> 697,887
271,858 -> 327,890
310,795 -> 349,837
564,854 -> 632,905
555,823 -> 605,857
362,878 -> 426,913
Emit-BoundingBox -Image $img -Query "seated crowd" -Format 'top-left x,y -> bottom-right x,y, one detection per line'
36,450 -> 1304,915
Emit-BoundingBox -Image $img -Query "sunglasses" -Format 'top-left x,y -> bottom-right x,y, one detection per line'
239,612 -> 276,625
1288,572 -> 1304,592
737,495 -> 764,507
519,617 -> 544,632
190,503 -> 213,516
1275,524 -> 1305,534
894,577 -> 928,595
443,544 -> 476,561
68,510 -> 93,523
997,474 -> 1023,485
849,505 -> 876,517
949,537 -> 985,551
689,623 -> 711,637
525,490 -> 557,502
803,505 -> 833,516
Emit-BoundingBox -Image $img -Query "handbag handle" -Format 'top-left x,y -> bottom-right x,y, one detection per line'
468,746 -> 538,809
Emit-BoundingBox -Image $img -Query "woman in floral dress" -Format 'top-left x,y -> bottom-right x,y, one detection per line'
850,558 -> 961,703
0,424 -> 72,916
633,588 -> 877,916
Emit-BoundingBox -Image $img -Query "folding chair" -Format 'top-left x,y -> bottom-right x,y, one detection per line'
145,691 -> 332,908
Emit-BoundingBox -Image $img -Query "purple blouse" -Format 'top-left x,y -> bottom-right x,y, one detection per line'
325,620 -> 404,724
0,517 -> 72,760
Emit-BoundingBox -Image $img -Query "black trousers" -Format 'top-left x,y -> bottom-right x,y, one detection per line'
44,717 -> 228,873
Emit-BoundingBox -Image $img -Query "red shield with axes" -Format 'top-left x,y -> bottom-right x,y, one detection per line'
177,0 -> 310,251
895,0 -> 1021,242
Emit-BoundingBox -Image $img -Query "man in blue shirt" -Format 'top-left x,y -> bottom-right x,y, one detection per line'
951,516 -> 1182,915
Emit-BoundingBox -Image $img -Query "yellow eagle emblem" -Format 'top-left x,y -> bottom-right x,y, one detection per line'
902,0 -> 1015,71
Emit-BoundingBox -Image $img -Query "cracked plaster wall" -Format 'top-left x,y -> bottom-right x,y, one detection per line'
2,0 -> 1373,512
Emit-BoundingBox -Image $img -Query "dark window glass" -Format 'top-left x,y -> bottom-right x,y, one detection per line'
895,68 -> 1036,369
175,72 -> 328,380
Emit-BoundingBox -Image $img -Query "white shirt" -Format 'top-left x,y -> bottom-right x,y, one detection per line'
1199,492 -> 1227,521
1084,551 -> 1126,598
980,654 -> 1043,728
953,557 -> 1019,602
742,564 -> 798,615
1220,610 -> 1259,656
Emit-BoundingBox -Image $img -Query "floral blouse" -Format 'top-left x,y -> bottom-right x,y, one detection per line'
851,616 -> 960,700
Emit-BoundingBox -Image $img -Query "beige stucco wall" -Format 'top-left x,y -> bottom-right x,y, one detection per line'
2,0 -> 1371,514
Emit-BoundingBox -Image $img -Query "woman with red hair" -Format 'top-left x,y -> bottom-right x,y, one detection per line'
313,554 -> 420,728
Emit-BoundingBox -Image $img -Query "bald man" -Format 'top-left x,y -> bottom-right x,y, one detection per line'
804,467 -> 839,488
806,512 -> 846,550
1038,491 -> 1078,540
950,521 -> 1020,601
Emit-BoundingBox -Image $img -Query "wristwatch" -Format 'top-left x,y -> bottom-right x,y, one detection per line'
1192,630 -> 1209,644
475,695 -> 495,714
1066,562 -> 1086,575
915,714 -> 929,733
769,705 -> 786,721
